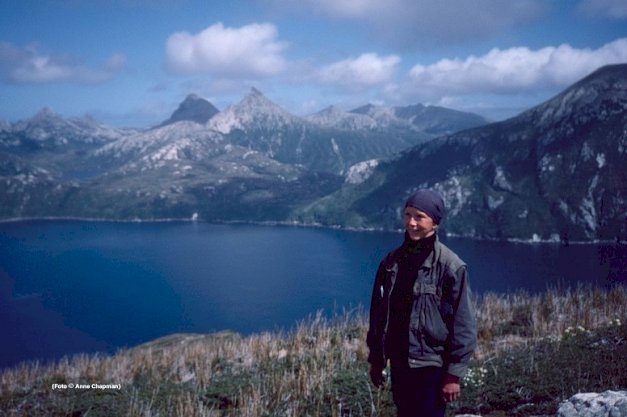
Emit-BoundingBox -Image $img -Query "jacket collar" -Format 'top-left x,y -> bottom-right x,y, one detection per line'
392,233 -> 440,269
419,233 -> 440,270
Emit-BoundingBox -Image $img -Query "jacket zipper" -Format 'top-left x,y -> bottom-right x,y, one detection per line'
381,263 -> 398,365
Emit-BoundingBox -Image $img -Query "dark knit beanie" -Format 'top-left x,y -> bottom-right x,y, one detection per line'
404,189 -> 445,224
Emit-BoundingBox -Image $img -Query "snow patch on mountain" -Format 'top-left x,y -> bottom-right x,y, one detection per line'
331,138 -> 340,155
493,166 -> 512,191
345,159 -> 379,184
580,174 -> 600,235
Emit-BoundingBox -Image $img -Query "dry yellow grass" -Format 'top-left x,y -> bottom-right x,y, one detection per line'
1,285 -> 625,416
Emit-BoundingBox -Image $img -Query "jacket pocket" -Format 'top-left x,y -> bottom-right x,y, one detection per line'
409,294 -> 449,356
423,297 -> 449,347
413,269 -> 449,348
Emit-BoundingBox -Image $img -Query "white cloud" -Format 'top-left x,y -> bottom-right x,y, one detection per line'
317,53 -> 400,89
408,38 -> 627,97
270,0 -> 547,46
578,0 -> 627,19
165,22 -> 287,77
0,42 -> 126,84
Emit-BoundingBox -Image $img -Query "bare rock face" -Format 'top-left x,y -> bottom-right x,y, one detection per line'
558,391 -> 627,417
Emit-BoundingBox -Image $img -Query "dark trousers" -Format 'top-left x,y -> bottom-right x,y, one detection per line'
390,366 -> 446,417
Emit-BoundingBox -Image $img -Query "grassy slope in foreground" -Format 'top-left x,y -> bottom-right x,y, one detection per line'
1,285 -> 626,417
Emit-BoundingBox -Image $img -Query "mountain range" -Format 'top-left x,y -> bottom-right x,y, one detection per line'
1,64 -> 625,242
294,64 -> 626,242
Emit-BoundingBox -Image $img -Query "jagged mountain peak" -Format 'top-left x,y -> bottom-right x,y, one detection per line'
4,107 -> 128,150
208,87 -> 297,134
30,107 -> 61,123
248,87 -> 264,97
160,94 -> 219,127
22,108 -> 107,133
238,87 -> 288,113
14,107 -> 72,134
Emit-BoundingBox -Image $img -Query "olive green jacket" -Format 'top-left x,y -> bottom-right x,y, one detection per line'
367,235 -> 477,378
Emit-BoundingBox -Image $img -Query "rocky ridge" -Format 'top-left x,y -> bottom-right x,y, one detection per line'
1,65 -> 624,242
293,64 -> 627,242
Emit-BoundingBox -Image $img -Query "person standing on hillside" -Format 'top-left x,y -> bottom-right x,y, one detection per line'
367,189 -> 477,417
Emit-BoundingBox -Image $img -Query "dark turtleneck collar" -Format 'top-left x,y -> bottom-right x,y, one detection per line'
402,231 -> 437,254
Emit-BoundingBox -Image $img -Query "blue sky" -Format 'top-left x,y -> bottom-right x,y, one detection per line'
1,0 -> 626,127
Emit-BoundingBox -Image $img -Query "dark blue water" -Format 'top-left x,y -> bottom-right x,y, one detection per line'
0,220 -> 624,369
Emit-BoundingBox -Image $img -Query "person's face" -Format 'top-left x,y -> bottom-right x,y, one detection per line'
404,206 -> 437,240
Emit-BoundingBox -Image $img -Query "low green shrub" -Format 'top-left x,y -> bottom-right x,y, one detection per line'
452,322 -> 627,416
327,364 -> 395,417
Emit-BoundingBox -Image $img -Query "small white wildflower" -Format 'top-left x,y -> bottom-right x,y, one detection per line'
462,366 -> 488,388
563,325 -> 590,340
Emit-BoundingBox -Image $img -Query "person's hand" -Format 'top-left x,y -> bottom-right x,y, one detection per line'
369,365 -> 385,388
442,374 -> 461,402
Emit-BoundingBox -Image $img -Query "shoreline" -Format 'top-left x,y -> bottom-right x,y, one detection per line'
0,215 -> 621,245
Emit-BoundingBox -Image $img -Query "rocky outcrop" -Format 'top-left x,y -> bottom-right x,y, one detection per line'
453,391 -> 627,417
558,391 -> 627,417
